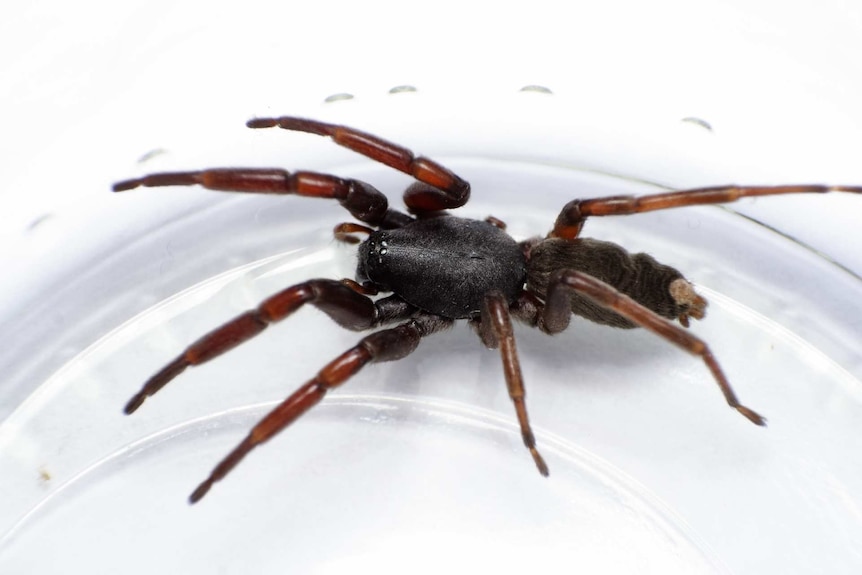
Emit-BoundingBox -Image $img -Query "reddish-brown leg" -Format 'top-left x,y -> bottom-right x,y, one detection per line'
478,292 -> 549,477
541,270 -> 766,426
189,313 -> 452,503
113,168 -> 412,229
333,222 -> 375,244
247,117 -> 471,212
484,215 -> 507,229
124,280 -> 411,414
552,184 -> 862,239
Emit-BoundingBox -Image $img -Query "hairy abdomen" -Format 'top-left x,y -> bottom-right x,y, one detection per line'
526,237 -> 687,328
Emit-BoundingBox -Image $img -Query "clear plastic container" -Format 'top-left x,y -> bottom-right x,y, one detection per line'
1,93 -> 860,574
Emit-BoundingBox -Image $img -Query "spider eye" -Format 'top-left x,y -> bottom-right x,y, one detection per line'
356,230 -> 392,288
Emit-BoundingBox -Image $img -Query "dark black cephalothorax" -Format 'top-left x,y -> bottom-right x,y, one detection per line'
113,116 -> 861,504
358,216 -> 526,319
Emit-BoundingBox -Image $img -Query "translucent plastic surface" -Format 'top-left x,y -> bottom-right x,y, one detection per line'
1,123 -> 861,574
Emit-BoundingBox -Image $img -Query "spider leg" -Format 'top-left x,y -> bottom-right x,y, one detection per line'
247,117 -> 471,213
541,270 -> 766,426
484,215 -> 507,229
333,222 -> 375,244
477,292 -> 549,477
124,280 -> 414,414
552,184 -> 862,239
113,168 -> 412,229
189,313 -> 452,503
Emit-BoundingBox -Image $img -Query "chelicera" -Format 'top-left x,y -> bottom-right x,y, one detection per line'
113,116 -> 861,503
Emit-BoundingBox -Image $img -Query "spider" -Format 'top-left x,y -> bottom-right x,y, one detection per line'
113,116 -> 861,504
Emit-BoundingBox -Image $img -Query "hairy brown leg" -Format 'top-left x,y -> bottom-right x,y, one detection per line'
478,292 -> 549,477
552,184 -> 862,239
124,280 -> 412,414
113,169 -> 412,229
189,314 -> 452,503
541,270 -> 766,425
246,116 -> 471,212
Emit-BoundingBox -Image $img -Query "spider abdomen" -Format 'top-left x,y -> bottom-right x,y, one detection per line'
358,217 -> 526,319
527,237 -> 688,328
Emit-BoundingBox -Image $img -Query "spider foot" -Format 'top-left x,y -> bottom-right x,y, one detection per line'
124,355 -> 189,415
189,435 -> 255,504
531,447 -> 550,477
189,479 -> 213,504
124,392 -> 147,415
736,404 -> 767,426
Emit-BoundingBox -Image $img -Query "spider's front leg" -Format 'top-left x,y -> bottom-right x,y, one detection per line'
190,313 -> 452,503
114,168 -> 412,229
124,280 -> 413,414
247,117 -> 471,213
540,270 -> 766,426
551,184 -> 862,239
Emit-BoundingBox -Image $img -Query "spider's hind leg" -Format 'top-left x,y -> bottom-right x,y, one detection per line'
539,270 -> 765,426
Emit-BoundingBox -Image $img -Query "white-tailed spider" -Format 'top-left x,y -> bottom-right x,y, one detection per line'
113,117 -> 861,503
